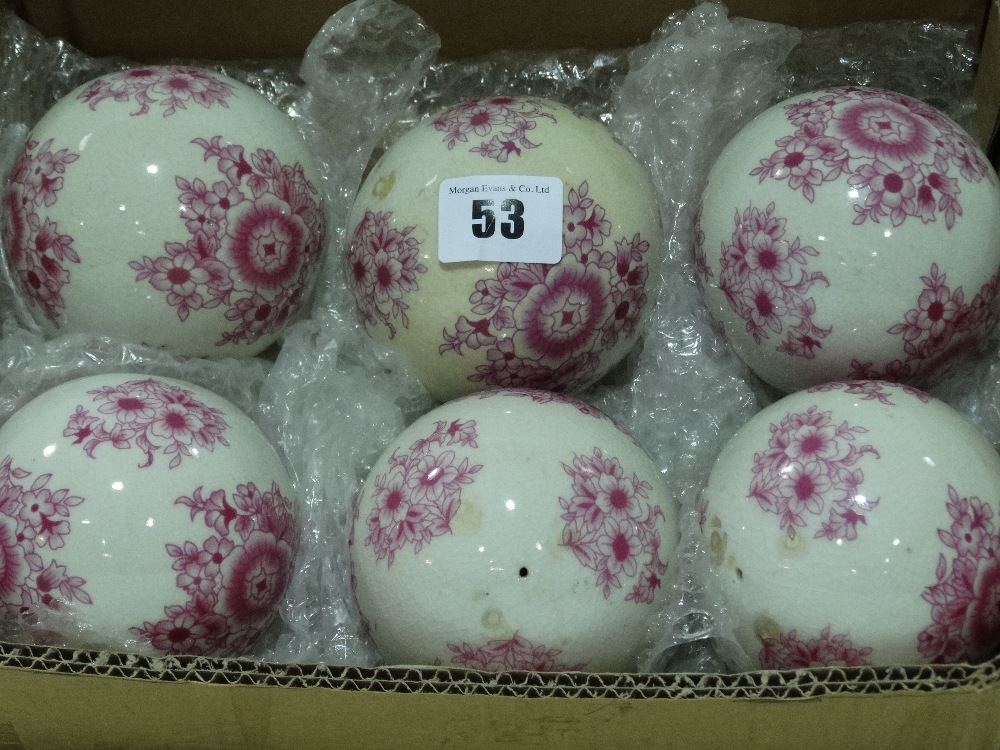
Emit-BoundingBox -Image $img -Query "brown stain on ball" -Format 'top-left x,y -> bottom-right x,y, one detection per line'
373,171 -> 396,199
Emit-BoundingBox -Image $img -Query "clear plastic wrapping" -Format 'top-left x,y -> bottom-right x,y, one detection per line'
0,1 -> 991,670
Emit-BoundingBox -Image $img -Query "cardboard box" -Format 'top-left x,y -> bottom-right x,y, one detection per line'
2,1 -> 1000,748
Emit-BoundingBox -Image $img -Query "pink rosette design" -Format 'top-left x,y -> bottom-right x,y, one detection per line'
749,405 -> 880,541
559,448 -> 666,603
63,378 -> 229,470
441,181 -> 652,392
2,138 -> 80,324
759,625 -> 874,669
76,67 -> 235,117
447,631 -> 586,672
751,87 -> 994,229
918,486 -> 1000,663
131,479 -> 295,656
365,419 -> 483,567
346,210 -> 426,339
130,137 -> 323,347
432,97 -> 557,162
0,456 -> 90,621
711,201 -> 830,360
849,264 -> 1000,385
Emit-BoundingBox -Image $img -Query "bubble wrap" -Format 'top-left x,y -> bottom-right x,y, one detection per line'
0,1 -> 990,670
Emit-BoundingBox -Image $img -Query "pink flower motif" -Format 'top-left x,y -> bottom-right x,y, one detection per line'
220,531 -> 294,629
447,631 -> 586,672
131,136 -> 322,348
759,625 -> 874,669
559,448 -> 666,602
918,486 -> 1000,663
76,66 -> 235,117
365,420 -> 483,567
440,181 -> 651,393
748,405 -> 879,541
69,378 -> 229,470
433,97 -> 557,161
708,202 -> 830,358
752,87 -> 993,229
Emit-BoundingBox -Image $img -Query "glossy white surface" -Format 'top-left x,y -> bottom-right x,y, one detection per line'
345,97 -> 662,402
0,373 -> 296,656
696,87 -> 1000,393
700,380 -> 1000,668
2,66 -> 324,357
350,389 -> 679,671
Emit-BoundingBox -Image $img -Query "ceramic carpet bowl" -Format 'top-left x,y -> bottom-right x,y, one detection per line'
700,380 -> 1000,668
2,65 -> 324,357
350,388 -> 680,672
695,87 -> 1000,393
0,373 -> 297,656
345,96 -> 662,402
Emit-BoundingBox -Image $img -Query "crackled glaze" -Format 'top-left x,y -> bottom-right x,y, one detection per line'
1,65 -> 323,358
0,373 -> 296,656
350,389 -> 678,672
696,87 -> 1000,393
700,381 -> 1000,668
345,96 -> 661,402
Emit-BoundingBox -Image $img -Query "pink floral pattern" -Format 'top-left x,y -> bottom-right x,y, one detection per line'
749,405 -> 880,541
751,87 -> 994,228
848,264 -> 1000,384
711,201 -> 830,360
130,136 -> 323,347
432,97 -> 557,162
2,138 -> 80,324
448,631 -> 585,671
759,625 -> 874,669
918,486 -> 1000,663
63,378 -> 229,470
559,448 -> 666,603
0,456 -> 90,620
346,210 -> 426,339
476,387 -> 608,421
365,419 -> 483,567
131,480 -> 295,656
76,67 -> 235,117
441,181 -> 652,391
807,380 -> 931,406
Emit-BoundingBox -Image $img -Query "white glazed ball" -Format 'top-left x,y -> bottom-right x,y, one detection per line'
345,97 -> 662,402
700,380 -> 1000,668
695,87 -> 1000,393
350,389 -> 679,671
2,66 -> 324,357
0,373 -> 296,656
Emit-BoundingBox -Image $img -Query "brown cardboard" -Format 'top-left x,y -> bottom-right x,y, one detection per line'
2,1 -> 1000,748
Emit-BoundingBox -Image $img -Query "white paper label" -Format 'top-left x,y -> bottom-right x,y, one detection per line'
438,175 -> 563,264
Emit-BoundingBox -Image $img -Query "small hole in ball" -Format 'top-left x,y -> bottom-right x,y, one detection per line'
519,567 -> 529,578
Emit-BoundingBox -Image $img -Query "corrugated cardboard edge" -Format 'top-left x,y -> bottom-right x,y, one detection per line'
1,641 -> 999,749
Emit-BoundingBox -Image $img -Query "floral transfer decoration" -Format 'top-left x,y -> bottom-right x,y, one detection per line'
2,138 -> 80,325
441,181 -> 652,391
131,480 -> 295,656
712,201 -> 830,360
749,405 -> 880,541
76,67 -> 235,117
759,625 -> 874,669
808,380 -> 931,406
448,631 -> 586,672
751,86 -> 994,228
64,378 -> 229,470
848,264 -> 1000,385
559,448 -> 666,603
346,210 -> 425,339
131,136 -> 323,347
365,419 -> 483,567
918,486 -> 1000,663
433,97 -> 557,162
0,456 -> 89,621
